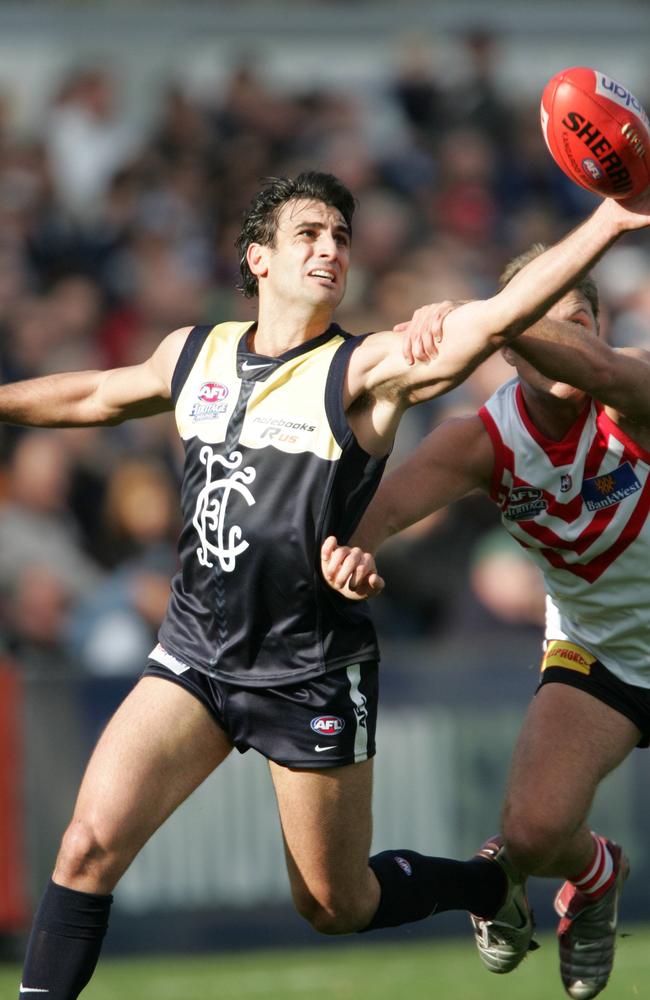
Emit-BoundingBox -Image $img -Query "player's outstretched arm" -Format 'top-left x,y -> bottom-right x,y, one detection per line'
349,195 -> 650,414
0,327 -> 191,427
514,322 -> 650,426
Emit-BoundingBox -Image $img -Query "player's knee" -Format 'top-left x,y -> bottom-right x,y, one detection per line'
503,807 -> 565,870
56,818 -> 117,884
293,888 -> 365,935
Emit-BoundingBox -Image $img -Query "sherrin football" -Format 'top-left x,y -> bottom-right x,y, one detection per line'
540,67 -> 650,199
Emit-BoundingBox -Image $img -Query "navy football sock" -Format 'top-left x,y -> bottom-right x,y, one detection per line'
362,849 -> 506,931
19,879 -> 112,1000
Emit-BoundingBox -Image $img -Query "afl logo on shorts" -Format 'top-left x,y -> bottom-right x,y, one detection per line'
310,715 -> 345,735
199,382 -> 228,403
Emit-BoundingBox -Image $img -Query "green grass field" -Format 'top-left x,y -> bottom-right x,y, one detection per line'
2,929 -> 649,1000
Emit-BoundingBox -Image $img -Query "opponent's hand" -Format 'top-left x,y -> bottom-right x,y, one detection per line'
320,535 -> 385,601
394,300 -> 458,365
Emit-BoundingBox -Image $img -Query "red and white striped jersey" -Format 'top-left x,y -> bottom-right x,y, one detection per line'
479,378 -> 650,686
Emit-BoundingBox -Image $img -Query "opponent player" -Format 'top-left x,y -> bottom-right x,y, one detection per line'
321,243 -> 650,999
10,171 -> 650,999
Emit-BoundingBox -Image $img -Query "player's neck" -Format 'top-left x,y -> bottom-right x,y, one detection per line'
251,299 -> 335,357
520,385 -> 589,441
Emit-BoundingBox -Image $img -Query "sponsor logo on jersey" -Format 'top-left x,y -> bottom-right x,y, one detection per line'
595,72 -> 650,130
310,715 -> 345,736
252,414 -> 317,446
560,473 -> 572,493
190,382 -> 230,422
542,640 -> 596,675
504,486 -> 548,521
581,461 -> 641,511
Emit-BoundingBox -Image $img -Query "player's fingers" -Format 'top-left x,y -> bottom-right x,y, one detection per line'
335,547 -> 367,589
321,544 -> 351,583
349,553 -> 381,593
321,535 -> 338,561
401,329 -> 415,366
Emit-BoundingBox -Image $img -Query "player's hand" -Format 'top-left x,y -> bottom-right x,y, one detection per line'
394,300 -> 458,365
609,186 -> 650,225
320,535 -> 385,601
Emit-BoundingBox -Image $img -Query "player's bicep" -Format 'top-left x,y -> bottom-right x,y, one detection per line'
93,326 -> 191,423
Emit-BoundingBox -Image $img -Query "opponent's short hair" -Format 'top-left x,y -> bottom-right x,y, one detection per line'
499,242 -> 600,323
235,171 -> 356,298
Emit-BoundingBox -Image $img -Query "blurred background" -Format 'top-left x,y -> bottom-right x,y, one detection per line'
1,0 -> 650,963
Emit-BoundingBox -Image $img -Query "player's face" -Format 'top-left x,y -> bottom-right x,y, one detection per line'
256,199 -> 350,311
511,290 -> 598,402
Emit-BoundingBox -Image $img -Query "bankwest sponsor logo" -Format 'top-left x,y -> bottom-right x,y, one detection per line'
581,461 -> 641,511
542,641 -> 596,675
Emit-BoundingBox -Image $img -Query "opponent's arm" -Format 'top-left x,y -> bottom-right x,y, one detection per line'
347,196 -> 650,411
321,415 -> 493,595
515,320 -> 650,425
0,327 -> 191,427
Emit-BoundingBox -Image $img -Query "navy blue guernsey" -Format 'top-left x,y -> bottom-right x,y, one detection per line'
155,321 -> 385,686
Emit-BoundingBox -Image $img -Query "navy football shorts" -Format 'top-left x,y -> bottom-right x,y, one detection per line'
538,639 -> 650,748
142,649 -> 378,769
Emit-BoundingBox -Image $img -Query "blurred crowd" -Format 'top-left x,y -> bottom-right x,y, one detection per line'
1,30 -> 649,674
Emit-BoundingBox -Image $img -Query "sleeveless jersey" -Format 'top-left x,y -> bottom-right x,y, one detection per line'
156,321 -> 384,687
479,378 -> 650,687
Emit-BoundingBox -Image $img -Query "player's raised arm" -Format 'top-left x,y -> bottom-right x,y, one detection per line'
514,322 -> 650,426
0,326 -> 191,428
321,414 -> 493,597
347,194 -> 650,415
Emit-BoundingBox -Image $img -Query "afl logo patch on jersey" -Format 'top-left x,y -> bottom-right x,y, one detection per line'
191,382 -> 229,422
310,715 -> 345,736
504,486 -> 548,521
199,381 -> 228,403
581,461 -> 641,511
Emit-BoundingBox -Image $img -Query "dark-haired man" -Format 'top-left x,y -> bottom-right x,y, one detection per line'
11,171 -> 650,998
322,242 -> 650,1000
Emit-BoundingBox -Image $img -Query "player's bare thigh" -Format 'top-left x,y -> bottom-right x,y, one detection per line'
502,683 -> 640,871
55,676 -> 233,894
269,757 -> 379,933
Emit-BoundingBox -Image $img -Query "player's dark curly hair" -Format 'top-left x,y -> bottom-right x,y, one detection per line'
500,242 -> 600,324
235,171 -> 356,298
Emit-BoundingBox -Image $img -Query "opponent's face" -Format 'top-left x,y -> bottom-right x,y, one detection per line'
248,199 -> 350,312
507,290 -> 598,402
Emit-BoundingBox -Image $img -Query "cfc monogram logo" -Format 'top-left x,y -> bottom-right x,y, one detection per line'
193,446 -> 256,572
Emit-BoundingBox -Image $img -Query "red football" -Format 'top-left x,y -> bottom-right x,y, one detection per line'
540,67 -> 650,200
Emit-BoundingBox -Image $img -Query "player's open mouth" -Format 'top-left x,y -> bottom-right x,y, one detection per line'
309,269 -> 336,282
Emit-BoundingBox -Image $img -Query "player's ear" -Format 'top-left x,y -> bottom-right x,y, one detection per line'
501,345 -> 518,368
247,243 -> 269,279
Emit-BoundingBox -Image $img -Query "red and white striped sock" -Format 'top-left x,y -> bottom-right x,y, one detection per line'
570,833 -> 616,900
